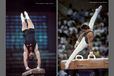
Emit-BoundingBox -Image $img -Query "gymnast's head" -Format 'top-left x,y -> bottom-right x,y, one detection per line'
28,47 -> 34,60
80,23 -> 90,32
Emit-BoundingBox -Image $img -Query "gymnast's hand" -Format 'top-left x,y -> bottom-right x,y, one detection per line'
36,66 -> 41,70
88,51 -> 94,56
26,67 -> 31,71
74,41 -> 79,48
88,51 -> 96,59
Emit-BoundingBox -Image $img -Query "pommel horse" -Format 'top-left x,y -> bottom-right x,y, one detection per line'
22,68 -> 45,76
61,55 -> 108,76
61,55 -> 108,70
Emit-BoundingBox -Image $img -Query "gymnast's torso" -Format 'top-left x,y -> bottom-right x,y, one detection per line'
23,28 -> 36,52
84,31 -> 94,44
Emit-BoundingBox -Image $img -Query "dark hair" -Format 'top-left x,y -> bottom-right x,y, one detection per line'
80,24 -> 90,30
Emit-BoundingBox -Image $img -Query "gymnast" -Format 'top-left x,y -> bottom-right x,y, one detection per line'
65,5 -> 102,69
74,23 -> 94,56
20,11 -> 41,71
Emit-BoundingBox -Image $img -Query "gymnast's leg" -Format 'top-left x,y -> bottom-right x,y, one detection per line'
21,13 -> 28,31
65,38 -> 88,69
21,13 -> 30,70
24,11 -> 34,29
34,43 -> 41,69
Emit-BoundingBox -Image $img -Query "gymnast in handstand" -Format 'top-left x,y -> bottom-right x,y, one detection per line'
21,11 -> 41,71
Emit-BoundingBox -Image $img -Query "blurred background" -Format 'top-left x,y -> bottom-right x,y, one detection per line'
58,0 -> 108,76
6,0 -> 56,76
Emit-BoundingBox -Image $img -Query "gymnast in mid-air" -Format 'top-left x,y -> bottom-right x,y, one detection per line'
20,11 -> 41,71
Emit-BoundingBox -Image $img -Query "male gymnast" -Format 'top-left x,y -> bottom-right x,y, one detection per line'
21,11 -> 41,71
74,23 -> 94,56
65,5 -> 102,69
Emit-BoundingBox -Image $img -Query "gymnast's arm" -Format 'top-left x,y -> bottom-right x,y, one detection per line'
74,33 -> 85,48
34,44 -> 41,69
87,32 -> 94,52
23,44 -> 30,70
77,33 -> 85,42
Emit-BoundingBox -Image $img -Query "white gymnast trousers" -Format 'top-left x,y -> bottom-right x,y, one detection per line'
65,5 -> 102,69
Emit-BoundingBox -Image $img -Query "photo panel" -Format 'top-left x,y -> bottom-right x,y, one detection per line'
6,0 -> 56,76
58,0 -> 109,76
